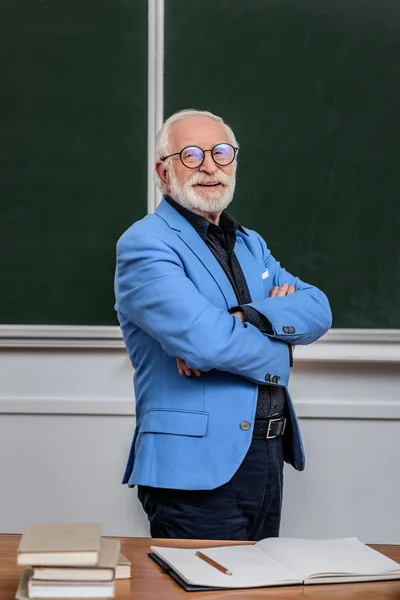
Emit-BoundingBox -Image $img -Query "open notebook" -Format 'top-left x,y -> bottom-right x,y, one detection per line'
150,537 -> 400,590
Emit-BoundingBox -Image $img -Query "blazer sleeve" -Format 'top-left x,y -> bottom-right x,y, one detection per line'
115,230 -> 291,386
242,233 -> 333,345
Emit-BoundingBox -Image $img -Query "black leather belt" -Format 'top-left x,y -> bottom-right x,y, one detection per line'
253,417 -> 286,439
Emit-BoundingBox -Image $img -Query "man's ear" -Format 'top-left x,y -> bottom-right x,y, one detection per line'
155,161 -> 170,191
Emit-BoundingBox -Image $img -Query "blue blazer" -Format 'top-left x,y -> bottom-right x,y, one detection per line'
115,198 -> 332,490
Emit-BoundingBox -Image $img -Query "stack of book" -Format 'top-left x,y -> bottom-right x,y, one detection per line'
15,523 -> 131,600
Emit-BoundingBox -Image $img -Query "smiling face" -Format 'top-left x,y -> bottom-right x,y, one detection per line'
156,115 -> 237,217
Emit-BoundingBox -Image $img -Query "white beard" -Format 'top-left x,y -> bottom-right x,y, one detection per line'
168,167 -> 236,214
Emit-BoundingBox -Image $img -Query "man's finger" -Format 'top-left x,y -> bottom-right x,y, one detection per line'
177,358 -> 191,376
269,286 -> 279,297
276,283 -> 289,297
287,284 -> 296,295
176,358 -> 183,376
176,358 -> 185,376
182,363 -> 192,376
176,357 -> 201,377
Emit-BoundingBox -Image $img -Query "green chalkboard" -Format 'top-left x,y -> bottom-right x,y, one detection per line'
0,0 -> 147,325
165,0 -> 400,328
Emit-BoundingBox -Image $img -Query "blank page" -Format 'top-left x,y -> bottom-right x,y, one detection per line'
150,544 -> 301,588
257,537 -> 400,580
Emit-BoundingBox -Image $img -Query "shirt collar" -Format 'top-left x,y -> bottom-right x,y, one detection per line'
165,195 -> 248,241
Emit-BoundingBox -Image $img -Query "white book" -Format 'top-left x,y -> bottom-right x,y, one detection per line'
32,538 -> 120,582
28,577 -> 114,599
150,537 -> 400,590
115,553 -> 131,579
17,523 -> 101,567
16,571 -> 113,600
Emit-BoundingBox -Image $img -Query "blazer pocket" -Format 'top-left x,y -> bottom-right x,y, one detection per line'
139,408 -> 209,437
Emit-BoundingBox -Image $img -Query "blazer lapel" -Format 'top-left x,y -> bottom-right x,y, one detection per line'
156,199 -> 238,308
234,235 -> 265,302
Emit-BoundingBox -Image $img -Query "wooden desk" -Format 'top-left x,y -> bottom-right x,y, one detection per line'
1,535 -> 399,600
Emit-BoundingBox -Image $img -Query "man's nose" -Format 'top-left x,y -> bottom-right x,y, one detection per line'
199,152 -> 218,174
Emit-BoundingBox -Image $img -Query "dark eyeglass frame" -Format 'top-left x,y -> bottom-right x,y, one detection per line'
161,143 -> 239,169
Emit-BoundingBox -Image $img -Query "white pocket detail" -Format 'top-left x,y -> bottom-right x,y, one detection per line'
262,269 -> 269,280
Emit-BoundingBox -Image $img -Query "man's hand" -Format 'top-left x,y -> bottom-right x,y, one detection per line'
176,357 -> 202,377
230,310 -> 244,322
269,283 -> 295,298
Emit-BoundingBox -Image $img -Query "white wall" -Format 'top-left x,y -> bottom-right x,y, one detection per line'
0,327 -> 399,543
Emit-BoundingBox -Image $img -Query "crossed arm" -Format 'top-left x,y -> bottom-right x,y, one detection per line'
177,283 -> 296,377
116,230 -> 331,385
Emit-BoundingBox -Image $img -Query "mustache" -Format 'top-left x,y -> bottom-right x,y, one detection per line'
186,171 -> 233,187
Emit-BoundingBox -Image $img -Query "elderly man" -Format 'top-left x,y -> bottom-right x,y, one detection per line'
115,109 -> 332,540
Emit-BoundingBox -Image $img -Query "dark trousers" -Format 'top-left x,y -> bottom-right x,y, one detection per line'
137,432 -> 284,541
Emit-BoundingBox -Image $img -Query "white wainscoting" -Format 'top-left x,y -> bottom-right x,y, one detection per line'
0,328 -> 399,542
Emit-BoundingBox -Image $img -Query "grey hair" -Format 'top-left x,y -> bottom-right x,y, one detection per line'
154,109 -> 239,193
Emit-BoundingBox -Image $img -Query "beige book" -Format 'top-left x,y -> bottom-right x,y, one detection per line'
15,571 -> 111,600
115,553 -> 131,580
32,538 -> 120,582
151,537 -> 400,590
17,523 -> 101,566
15,570 -> 32,600
28,579 -> 114,599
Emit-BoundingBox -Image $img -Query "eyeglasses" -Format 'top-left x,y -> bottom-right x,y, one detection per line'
161,143 -> 238,169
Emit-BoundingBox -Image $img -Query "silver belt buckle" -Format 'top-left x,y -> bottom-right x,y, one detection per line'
266,417 -> 286,439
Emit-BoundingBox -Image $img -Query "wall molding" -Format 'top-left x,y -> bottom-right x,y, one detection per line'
294,329 -> 400,363
0,325 -> 399,362
0,395 -> 399,420
0,325 -> 124,349
0,396 -> 135,416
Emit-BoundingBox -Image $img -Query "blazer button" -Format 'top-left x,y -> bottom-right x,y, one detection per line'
265,374 -> 271,382
282,326 -> 288,333
276,376 -> 281,384
291,327 -> 296,333
271,376 -> 277,384
240,420 -> 251,431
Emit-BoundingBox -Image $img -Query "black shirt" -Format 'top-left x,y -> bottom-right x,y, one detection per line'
165,196 -> 285,419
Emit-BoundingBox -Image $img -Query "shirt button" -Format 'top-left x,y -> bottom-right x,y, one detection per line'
240,420 -> 251,431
